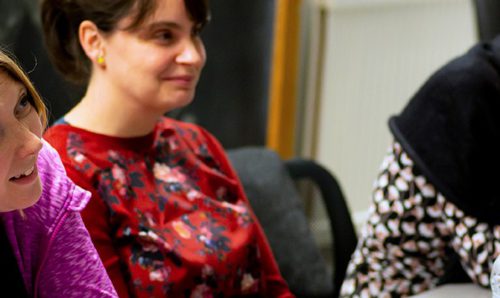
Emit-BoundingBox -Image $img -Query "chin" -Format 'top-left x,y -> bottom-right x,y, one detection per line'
177,94 -> 195,109
159,90 -> 196,110
0,181 -> 42,212
18,179 -> 43,210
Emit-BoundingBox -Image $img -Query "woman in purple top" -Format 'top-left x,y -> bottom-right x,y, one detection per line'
0,49 -> 117,297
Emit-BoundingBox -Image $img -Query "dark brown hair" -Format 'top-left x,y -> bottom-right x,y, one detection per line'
0,50 -> 47,127
41,0 -> 210,84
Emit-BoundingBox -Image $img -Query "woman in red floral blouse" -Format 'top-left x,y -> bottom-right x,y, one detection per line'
40,0 -> 293,297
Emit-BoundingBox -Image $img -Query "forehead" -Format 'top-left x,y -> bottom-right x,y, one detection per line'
122,0 -> 191,28
0,69 -> 9,84
0,69 -> 21,85
0,71 -> 24,105
149,0 -> 186,18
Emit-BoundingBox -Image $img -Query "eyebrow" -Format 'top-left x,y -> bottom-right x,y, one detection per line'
0,79 -> 26,104
145,21 -> 183,31
17,85 -> 26,96
0,82 -> 25,137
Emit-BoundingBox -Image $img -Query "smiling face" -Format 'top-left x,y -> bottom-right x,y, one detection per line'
0,71 -> 43,212
99,0 -> 207,117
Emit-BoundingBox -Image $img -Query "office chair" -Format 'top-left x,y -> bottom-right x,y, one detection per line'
228,147 -> 357,298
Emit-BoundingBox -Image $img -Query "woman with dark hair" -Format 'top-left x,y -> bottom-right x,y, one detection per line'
0,49 -> 117,297
40,0 -> 293,297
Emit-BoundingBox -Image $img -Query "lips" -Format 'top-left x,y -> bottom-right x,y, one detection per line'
9,166 -> 36,182
166,75 -> 193,80
162,75 -> 196,86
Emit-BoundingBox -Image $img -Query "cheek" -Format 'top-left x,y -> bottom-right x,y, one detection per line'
0,171 -> 7,202
0,152 -> 11,183
27,112 -> 43,138
147,55 -> 174,73
200,46 -> 207,67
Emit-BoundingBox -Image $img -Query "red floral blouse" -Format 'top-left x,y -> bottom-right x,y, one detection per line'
44,117 -> 293,298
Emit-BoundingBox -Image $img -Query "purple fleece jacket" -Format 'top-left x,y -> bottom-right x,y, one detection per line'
0,140 -> 117,298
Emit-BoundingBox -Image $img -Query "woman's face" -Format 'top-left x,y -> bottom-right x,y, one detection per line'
0,71 -> 43,212
99,0 -> 206,116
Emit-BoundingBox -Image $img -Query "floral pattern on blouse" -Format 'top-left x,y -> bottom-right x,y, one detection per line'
53,119 -> 272,297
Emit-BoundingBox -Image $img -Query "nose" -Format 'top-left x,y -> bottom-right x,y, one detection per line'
176,39 -> 205,67
16,125 -> 43,159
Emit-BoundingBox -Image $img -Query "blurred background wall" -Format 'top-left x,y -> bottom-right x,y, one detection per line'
0,0 -> 83,121
311,0 -> 476,230
172,0 -> 275,149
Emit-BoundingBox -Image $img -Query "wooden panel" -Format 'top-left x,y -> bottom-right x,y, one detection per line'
267,0 -> 302,159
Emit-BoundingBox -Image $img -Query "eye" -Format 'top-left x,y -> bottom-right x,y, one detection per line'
15,93 -> 33,119
154,29 -> 174,43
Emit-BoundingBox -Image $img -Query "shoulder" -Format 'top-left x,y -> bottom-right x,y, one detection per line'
44,123 -> 102,184
26,140 -> 91,228
44,122 -> 82,166
43,121 -> 72,153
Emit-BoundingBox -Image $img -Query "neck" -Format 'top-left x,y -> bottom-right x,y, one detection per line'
65,75 -> 162,137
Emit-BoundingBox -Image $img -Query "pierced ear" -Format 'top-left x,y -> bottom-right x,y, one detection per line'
79,20 -> 105,66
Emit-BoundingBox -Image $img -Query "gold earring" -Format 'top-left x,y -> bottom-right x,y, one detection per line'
97,54 -> 105,65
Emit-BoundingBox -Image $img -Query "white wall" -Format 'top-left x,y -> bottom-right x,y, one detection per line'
315,0 -> 477,228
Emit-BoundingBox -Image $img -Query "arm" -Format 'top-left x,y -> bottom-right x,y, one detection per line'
340,142 -> 451,297
37,208 -> 118,298
201,129 -> 294,298
66,167 -> 131,298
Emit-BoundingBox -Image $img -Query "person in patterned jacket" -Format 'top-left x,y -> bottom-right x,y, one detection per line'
340,36 -> 500,297
39,0 -> 294,297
